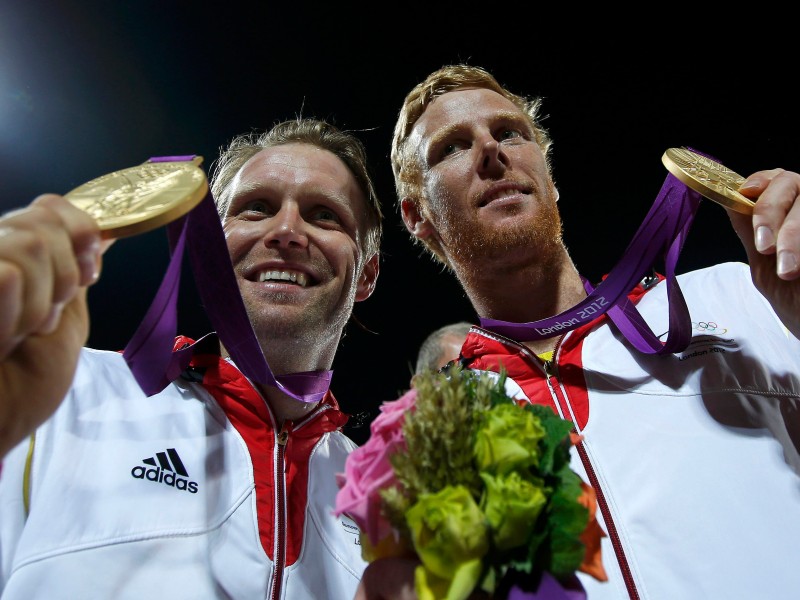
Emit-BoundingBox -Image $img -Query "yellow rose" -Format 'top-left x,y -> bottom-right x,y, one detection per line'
406,485 -> 489,600
481,471 -> 546,551
474,403 -> 545,475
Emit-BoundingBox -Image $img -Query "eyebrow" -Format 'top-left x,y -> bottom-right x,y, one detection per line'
229,181 -> 265,199
425,110 -> 531,153
228,179 -> 356,211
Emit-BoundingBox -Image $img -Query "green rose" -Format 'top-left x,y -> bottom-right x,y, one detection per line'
481,471 -> 547,550
474,403 -> 545,475
406,485 -> 489,600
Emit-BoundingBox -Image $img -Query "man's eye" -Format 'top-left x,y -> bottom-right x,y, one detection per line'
499,129 -> 523,141
313,208 -> 340,223
242,200 -> 271,215
441,141 -> 467,158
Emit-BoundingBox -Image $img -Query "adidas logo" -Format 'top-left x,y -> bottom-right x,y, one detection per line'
131,448 -> 199,493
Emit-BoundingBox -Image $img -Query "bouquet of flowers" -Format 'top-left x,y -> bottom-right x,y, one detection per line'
335,365 -> 607,600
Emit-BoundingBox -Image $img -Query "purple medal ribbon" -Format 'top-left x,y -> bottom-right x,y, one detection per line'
507,573 -> 586,600
122,156 -> 332,402
480,170 -> 703,355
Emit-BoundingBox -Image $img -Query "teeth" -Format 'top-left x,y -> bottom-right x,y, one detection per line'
258,270 -> 309,287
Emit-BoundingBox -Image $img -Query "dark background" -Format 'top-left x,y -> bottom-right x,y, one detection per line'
2,3 -> 796,444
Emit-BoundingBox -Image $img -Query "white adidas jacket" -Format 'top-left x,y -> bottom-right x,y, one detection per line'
0,338 -> 367,599
463,262 -> 800,599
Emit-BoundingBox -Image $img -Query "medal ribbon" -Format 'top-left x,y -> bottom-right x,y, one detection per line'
123,156 -> 331,402
479,172 -> 702,354
507,572 -> 586,599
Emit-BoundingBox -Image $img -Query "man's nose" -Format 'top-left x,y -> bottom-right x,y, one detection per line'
477,138 -> 508,176
265,205 -> 309,248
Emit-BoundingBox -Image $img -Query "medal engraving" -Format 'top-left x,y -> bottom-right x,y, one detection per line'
662,147 -> 755,215
65,157 -> 209,239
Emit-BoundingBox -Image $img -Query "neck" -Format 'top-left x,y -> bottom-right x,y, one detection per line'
453,247 -> 586,345
219,341 -> 330,426
258,383 -> 322,427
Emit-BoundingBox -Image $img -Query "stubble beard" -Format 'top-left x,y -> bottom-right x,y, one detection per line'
247,300 -> 314,343
237,255 -> 345,346
437,196 -> 565,269
243,287 -> 352,362
250,298 -> 342,339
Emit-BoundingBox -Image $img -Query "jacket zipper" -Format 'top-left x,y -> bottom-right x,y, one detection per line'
267,404 -> 332,600
542,338 -> 640,600
269,421 -> 290,600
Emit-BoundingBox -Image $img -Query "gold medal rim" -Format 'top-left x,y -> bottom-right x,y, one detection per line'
661,148 -> 755,216
65,160 -> 209,240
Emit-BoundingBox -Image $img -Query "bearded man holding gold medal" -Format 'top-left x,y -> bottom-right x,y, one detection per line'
0,119 -> 382,599
355,64 -> 800,600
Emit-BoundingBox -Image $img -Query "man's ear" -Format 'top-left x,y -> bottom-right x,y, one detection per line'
355,253 -> 380,302
400,198 -> 435,240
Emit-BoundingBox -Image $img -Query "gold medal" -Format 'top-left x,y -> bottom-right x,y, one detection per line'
662,147 -> 755,215
65,156 -> 209,239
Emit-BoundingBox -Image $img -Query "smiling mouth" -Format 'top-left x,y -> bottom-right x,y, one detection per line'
257,269 -> 310,287
479,186 -> 531,207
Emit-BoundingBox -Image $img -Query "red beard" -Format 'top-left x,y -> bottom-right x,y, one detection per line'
438,196 -> 564,269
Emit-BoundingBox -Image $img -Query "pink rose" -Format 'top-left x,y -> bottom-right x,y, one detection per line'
335,388 -> 417,544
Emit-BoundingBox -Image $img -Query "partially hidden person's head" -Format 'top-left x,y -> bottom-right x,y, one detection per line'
414,321 -> 472,376
390,64 -> 562,273
207,118 -> 383,360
